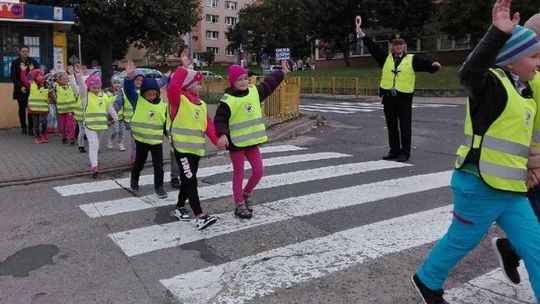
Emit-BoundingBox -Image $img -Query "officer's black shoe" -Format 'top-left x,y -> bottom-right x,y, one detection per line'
396,153 -> 409,162
492,237 -> 521,284
411,274 -> 449,304
382,153 -> 399,160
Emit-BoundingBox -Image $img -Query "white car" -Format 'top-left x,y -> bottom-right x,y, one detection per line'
263,65 -> 282,75
201,70 -> 223,80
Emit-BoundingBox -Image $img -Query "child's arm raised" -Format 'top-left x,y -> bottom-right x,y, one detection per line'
256,60 -> 290,103
19,63 -> 30,90
123,59 -> 139,109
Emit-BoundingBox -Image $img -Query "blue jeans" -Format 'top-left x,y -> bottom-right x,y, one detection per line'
416,170 -> 540,302
527,185 -> 540,221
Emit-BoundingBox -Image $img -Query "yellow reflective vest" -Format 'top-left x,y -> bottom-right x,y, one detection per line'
121,88 -> 135,123
84,92 -> 109,131
28,83 -> 49,113
130,96 -> 167,145
221,85 -> 267,147
455,68 -> 536,193
379,54 -> 415,93
168,95 -> 208,156
55,84 -> 77,114
74,96 -> 84,121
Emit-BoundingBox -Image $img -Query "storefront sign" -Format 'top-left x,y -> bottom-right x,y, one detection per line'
0,2 -> 24,19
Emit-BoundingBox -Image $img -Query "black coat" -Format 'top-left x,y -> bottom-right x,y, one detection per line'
10,57 -> 39,100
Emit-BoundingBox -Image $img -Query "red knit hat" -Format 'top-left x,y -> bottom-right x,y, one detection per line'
30,69 -> 44,80
227,65 -> 248,86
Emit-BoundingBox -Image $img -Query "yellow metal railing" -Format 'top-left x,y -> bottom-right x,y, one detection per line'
300,77 -> 380,96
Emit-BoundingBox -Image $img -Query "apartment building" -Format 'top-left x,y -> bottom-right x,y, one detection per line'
191,0 -> 256,64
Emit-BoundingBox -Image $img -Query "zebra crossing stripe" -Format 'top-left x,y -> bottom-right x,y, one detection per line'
446,265 -> 534,304
79,160 -> 412,218
300,104 -> 377,111
308,103 -> 383,110
160,205 -> 453,304
109,171 -> 451,257
299,107 -> 357,114
53,144 -> 308,197
116,152 -> 351,188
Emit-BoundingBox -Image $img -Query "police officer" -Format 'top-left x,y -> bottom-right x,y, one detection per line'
356,27 -> 441,162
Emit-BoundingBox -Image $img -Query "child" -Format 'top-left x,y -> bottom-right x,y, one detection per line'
411,1 -> 540,303
123,60 -> 167,198
74,65 -> 118,178
20,64 -> 49,144
214,61 -> 289,219
73,93 -> 86,153
167,66 -> 220,230
107,75 -> 126,151
50,70 -> 78,145
45,72 -> 58,136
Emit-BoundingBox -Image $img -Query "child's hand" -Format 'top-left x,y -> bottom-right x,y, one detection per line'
125,59 -> 136,79
74,64 -> 82,75
217,135 -> 229,150
492,0 -> 519,34
281,60 -> 290,76
20,62 -> 27,71
67,65 -> 74,75
28,63 -> 35,71
180,49 -> 190,68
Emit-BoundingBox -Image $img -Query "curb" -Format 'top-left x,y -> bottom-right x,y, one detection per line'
0,115 -> 322,188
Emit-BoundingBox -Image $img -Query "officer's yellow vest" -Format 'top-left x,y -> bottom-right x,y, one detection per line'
379,54 -> 415,93
28,83 -> 49,112
455,68 -> 536,193
168,95 -> 208,156
529,72 -> 540,152
130,96 -> 167,145
122,89 -> 134,123
74,96 -> 84,121
221,85 -> 267,147
55,84 -> 77,114
84,92 -> 109,131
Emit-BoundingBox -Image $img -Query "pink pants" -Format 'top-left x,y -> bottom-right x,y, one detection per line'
230,146 -> 264,205
58,113 -> 75,140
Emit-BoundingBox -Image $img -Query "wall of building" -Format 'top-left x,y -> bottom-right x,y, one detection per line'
0,83 -> 19,129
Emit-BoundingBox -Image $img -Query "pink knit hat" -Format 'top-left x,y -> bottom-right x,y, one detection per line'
85,74 -> 102,88
227,65 -> 248,86
30,69 -> 44,80
174,67 -> 204,90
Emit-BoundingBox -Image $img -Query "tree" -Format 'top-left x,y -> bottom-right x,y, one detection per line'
433,0 -> 539,45
27,0 -> 199,86
145,37 -> 186,67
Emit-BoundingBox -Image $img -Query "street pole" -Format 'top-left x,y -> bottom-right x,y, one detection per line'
189,32 -> 194,61
78,34 -> 82,64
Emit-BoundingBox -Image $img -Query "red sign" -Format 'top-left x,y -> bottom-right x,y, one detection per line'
0,2 -> 24,19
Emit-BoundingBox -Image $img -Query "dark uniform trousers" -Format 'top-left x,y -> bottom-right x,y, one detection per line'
382,93 -> 413,158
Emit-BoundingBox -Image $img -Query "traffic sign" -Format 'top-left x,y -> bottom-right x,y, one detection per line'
275,48 -> 290,61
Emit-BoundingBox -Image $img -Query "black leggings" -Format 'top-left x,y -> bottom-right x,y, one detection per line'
131,140 -> 164,189
173,151 -> 202,215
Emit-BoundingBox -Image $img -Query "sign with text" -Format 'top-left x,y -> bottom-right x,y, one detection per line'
275,48 -> 290,61
0,2 -> 23,19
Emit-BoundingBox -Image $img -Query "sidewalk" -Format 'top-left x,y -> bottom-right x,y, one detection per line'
301,94 -> 467,105
0,114 -> 322,186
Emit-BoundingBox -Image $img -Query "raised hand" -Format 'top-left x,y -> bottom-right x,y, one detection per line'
67,65 -> 74,75
20,62 -> 27,71
73,64 -> 82,75
281,60 -> 290,76
125,59 -> 136,78
492,0 -> 519,34
28,63 -> 35,71
432,62 -> 442,68
180,48 -> 191,68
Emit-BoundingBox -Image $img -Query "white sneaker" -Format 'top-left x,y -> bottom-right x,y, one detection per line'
118,143 -> 126,151
172,207 -> 191,221
195,214 -> 217,231
107,138 -> 114,149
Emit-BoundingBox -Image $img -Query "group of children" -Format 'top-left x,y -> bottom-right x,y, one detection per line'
20,52 -> 289,231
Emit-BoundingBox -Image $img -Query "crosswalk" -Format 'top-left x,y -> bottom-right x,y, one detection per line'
300,101 -> 458,114
52,144 -> 535,303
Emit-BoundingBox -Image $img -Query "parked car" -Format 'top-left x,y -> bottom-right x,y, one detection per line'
117,68 -> 163,79
263,65 -> 282,75
200,70 -> 223,80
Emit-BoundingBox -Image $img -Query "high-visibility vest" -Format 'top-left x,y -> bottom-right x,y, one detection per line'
55,84 -> 77,114
28,83 -> 49,113
74,96 -> 84,121
529,72 -> 540,152
221,85 -> 267,147
84,92 -> 109,131
455,68 -> 536,193
379,54 -> 415,93
168,95 -> 207,156
130,96 -> 167,145
122,88 -> 134,123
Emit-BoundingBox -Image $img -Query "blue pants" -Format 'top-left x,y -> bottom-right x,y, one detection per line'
416,170 -> 540,302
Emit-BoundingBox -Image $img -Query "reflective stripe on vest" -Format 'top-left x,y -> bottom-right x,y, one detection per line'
379,54 -> 415,93
55,84 -> 77,114
28,83 -> 49,112
84,92 -> 109,131
73,96 -> 84,121
529,72 -> 540,151
454,68 -> 536,193
169,95 -> 207,156
122,89 -> 134,123
130,96 -> 167,145
222,86 -> 268,147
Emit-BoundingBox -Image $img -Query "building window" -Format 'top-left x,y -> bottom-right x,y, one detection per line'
206,0 -> 218,7
226,49 -> 235,56
206,14 -> 219,23
225,1 -> 237,10
207,47 -> 219,56
206,31 -> 219,40
225,16 -> 237,26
